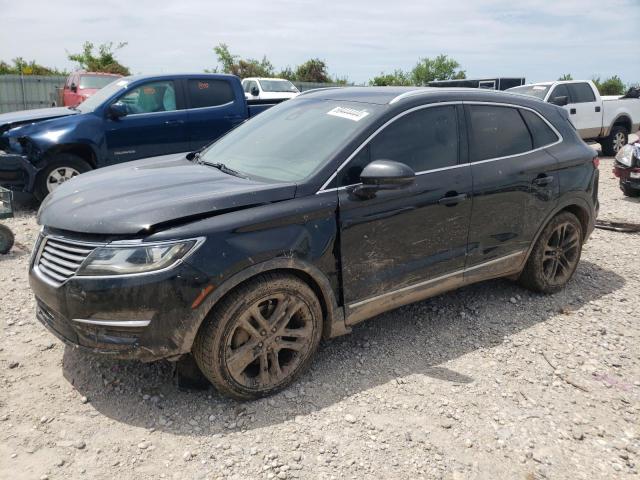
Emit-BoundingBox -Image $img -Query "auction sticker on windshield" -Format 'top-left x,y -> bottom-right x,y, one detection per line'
327,106 -> 370,121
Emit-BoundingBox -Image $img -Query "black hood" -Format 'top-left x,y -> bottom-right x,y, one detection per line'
38,154 -> 297,235
0,107 -> 78,132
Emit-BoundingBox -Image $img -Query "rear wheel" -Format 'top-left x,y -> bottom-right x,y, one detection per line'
601,126 -> 628,157
193,273 -> 323,400
34,154 -> 91,201
518,212 -> 583,293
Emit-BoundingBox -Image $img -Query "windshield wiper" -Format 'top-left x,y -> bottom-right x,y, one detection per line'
201,160 -> 247,179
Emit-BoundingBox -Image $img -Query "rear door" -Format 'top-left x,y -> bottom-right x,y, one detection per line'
337,104 -> 472,305
464,104 -> 560,277
104,79 -> 190,163
565,82 -> 602,139
185,77 -> 246,151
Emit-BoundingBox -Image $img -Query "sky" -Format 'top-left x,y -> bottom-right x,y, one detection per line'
1,0 -> 639,85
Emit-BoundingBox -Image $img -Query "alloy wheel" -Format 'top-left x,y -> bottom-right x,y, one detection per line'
224,293 -> 314,390
47,167 -> 80,193
542,222 -> 580,284
613,131 -> 626,153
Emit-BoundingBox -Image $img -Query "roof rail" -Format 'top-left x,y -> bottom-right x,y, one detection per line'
388,89 -> 431,104
296,86 -> 345,97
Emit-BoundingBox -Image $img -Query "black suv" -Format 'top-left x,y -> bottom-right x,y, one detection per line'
29,87 -> 599,400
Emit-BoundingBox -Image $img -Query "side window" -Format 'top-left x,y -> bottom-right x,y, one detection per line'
567,83 -> 596,103
188,79 -> 235,108
467,105 -> 532,161
520,109 -> 559,148
548,84 -> 570,104
242,81 -> 250,93
118,81 -> 177,114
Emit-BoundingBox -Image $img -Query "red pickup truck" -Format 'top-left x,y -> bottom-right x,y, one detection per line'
53,71 -> 122,107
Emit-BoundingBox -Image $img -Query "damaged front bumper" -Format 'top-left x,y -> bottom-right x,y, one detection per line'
0,151 -> 37,193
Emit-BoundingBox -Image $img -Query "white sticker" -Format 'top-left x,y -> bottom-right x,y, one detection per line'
327,106 -> 370,122
533,86 -> 547,90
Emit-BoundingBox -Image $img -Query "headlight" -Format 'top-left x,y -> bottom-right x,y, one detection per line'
616,145 -> 634,167
77,239 -> 201,276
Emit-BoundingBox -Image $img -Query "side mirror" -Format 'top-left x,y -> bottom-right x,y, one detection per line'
549,95 -> 568,106
250,86 -> 259,96
352,160 -> 415,198
70,83 -> 77,93
108,102 -> 128,119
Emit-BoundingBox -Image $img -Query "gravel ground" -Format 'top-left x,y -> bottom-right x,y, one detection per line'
1,142 -> 639,480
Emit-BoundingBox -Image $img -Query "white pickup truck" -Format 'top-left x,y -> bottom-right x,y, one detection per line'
508,80 -> 640,156
241,77 -> 300,101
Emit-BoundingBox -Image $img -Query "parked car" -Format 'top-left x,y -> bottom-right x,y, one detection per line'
52,71 -> 123,107
0,73 -> 278,200
507,80 -> 640,156
241,77 -> 300,100
429,77 -> 525,90
30,87 -> 599,400
613,140 -> 640,197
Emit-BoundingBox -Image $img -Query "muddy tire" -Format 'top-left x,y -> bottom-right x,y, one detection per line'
0,224 -> 14,254
34,154 -> 91,201
518,212 -> 583,294
601,126 -> 628,157
192,273 -> 323,400
620,181 -> 640,197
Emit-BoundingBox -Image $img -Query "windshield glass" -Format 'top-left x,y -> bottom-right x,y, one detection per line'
258,79 -> 299,93
75,79 -> 129,112
79,75 -> 120,89
199,99 -> 381,182
507,84 -> 550,100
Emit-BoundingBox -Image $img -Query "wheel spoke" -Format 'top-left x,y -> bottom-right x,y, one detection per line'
275,338 -> 305,352
562,232 -> 579,251
550,258 -> 560,279
281,328 -> 311,339
258,351 -> 270,386
226,342 -> 259,378
249,305 -> 271,331
269,350 -> 284,380
558,254 -> 571,271
238,317 -> 262,340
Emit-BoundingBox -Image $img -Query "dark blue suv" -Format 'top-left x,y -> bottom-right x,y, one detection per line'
0,73 -> 274,200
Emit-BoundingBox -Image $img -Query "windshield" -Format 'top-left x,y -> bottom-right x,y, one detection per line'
199,99 -> 381,182
75,79 -> 129,112
507,84 -> 550,100
258,79 -> 299,93
79,75 -> 119,90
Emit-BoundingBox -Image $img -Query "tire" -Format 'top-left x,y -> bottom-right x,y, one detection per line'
620,181 -> 640,197
518,212 -> 583,294
0,224 -> 14,254
193,273 -> 323,400
601,126 -> 628,157
34,154 -> 91,201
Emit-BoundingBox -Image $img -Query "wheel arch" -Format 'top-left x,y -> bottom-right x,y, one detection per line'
611,115 -> 632,134
181,257 -> 349,356
44,143 -> 97,169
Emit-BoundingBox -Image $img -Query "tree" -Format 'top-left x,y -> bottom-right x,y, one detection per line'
558,73 -> 573,81
294,58 -> 331,83
67,41 -> 130,75
211,43 -> 274,78
369,70 -> 412,86
592,75 -> 626,96
410,54 -> 466,85
0,57 -> 67,76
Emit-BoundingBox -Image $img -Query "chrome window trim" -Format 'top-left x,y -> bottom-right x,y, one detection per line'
316,101 -> 563,194
348,250 -> 525,309
71,318 -> 151,328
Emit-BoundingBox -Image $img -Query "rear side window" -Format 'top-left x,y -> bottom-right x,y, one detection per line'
187,79 -> 235,108
520,109 -> 559,148
369,106 -> 458,172
567,83 -> 596,103
467,105 -> 532,161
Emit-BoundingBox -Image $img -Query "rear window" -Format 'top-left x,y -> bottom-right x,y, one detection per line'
467,105 -> 532,161
187,79 -> 235,108
79,75 -> 118,89
567,83 -> 596,103
520,109 -> 559,148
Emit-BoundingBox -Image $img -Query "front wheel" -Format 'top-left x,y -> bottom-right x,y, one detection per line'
601,126 -> 628,157
193,273 -> 323,400
34,154 -> 91,201
518,212 -> 583,294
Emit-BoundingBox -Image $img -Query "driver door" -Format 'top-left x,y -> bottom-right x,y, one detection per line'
337,104 -> 472,310
104,80 -> 190,164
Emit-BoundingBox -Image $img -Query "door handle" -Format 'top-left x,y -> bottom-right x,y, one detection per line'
164,119 -> 184,125
595,106 -> 601,113
570,108 -> 576,115
438,193 -> 467,206
532,175 -> 554,187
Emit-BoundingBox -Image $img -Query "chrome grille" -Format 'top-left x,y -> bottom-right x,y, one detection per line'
36,236 -> 99,284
